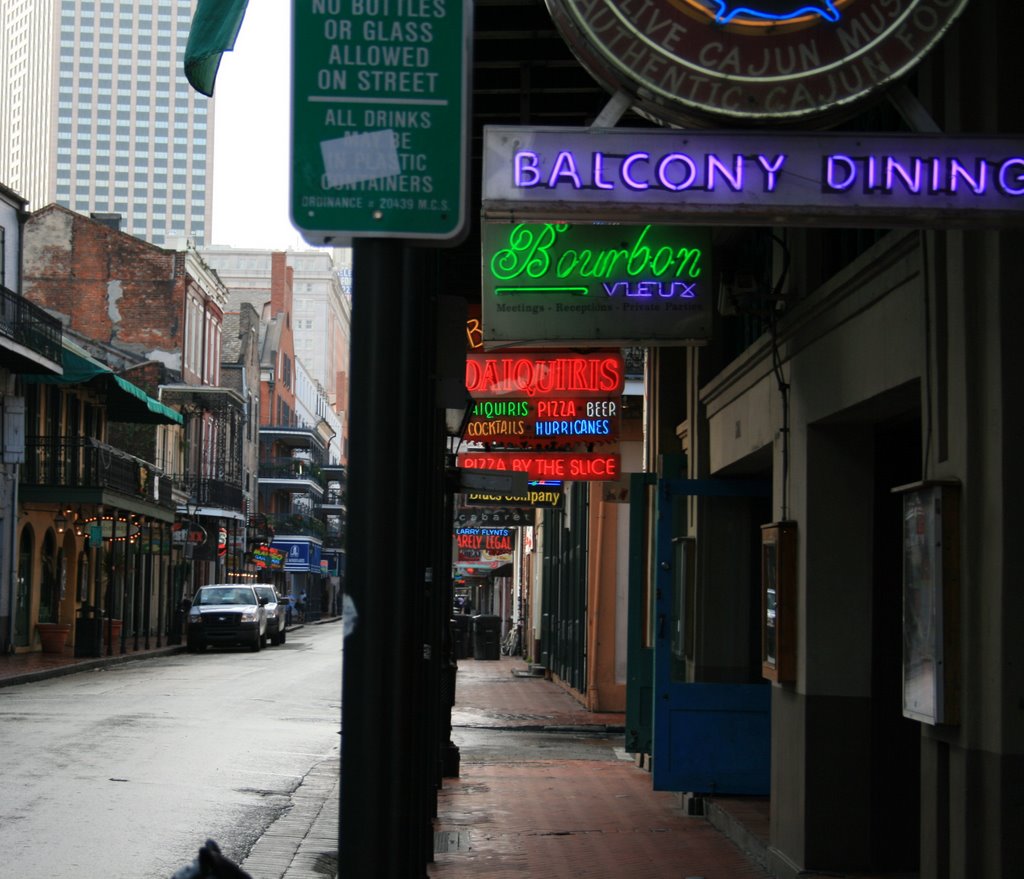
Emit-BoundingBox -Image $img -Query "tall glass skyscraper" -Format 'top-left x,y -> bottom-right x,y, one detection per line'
0,0 -> 212,246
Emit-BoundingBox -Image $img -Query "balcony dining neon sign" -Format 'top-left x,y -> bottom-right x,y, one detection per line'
511,149 -> 1024,198
483,128 -> 1024,229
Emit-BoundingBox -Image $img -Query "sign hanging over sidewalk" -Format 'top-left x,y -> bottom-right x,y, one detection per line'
483,127 -> 1024,229
290,0 -> 471,243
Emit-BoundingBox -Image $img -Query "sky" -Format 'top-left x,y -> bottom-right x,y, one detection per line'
210,1 -> 312,251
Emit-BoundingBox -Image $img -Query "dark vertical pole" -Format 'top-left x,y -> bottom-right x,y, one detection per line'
106,512 -> 117,656
341,238 -> 419,877
143,521 -> 152,649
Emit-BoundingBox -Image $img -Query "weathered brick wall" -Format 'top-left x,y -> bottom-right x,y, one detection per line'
23,206 -> 184,367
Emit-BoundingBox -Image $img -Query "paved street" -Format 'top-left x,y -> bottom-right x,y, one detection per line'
0,624 -> 342,879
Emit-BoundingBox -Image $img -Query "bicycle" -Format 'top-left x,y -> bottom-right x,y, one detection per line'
500,622 -> 523,656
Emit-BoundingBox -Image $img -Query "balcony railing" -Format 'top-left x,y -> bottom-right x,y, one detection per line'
269,512 -> 326,539
322,529 -> 346,549
20,436 -> 173,508
0,284 -> 63,365
172,476 -> 245,512
323,488 -> 346,506
258,457 -> 324,486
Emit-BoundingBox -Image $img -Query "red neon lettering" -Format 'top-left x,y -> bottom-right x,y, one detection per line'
465,353 -> 624,397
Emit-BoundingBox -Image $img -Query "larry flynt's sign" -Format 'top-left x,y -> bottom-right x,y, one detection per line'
544,0 -> 968,126
455,526 -> 515,565
483,128 -> 1024,228
482,223 -> 711,345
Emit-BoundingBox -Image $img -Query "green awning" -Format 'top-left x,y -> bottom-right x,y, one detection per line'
23,340 -> 183,425
110,375 -> 183,424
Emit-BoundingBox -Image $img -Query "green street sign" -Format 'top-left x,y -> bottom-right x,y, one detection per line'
290,0 -> 471,244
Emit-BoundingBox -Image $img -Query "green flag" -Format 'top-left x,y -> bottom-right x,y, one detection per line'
184,0 -> 250,97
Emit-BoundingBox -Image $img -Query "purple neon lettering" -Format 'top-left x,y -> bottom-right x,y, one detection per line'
885,157 -> 923,194
756,154 -> 786,191
548,151 -> 583,189
866,155 -> 879,191
948,158 -> 986,194
997,158 -> 1024,195
621,153 -> 650,190
593,153 -> 614,190
825,155 -> 856,191
656,154 -> 697,191
707,153 -> 743,191
514,151 -> 541,188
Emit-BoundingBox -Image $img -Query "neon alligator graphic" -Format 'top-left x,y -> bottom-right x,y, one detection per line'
705,0 -> 841,24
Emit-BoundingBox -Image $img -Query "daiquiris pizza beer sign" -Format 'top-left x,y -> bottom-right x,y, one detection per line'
544,0 -> 968,125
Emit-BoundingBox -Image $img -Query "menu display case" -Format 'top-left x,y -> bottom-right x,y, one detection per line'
761,522 -> 797,683
897,481 -> 960,725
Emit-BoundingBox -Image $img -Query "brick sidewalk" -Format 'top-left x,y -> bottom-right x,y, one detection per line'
431,657 -> 770,879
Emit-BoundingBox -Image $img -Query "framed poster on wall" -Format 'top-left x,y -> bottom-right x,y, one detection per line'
761,522 -> 796,683
897,481 -> 960,725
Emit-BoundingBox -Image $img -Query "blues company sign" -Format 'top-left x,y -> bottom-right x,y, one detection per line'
483,127 -> 1024,228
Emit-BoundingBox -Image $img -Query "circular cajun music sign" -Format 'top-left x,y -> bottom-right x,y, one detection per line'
546,0 -> 968,126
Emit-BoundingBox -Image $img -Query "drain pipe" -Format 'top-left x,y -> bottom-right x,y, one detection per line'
5,468 -> 18,654
585,485 -> 605,710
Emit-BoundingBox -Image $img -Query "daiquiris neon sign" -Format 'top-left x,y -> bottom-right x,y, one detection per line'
484,129 -> 1024,229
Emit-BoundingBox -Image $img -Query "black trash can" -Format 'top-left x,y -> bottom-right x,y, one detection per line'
450,615 -> 470,659
74,603 -> 103,658
471,614 -> 501,660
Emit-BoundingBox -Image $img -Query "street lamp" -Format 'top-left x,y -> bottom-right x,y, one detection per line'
54,511 -> 67,533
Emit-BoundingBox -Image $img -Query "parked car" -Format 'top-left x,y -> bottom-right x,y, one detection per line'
253,583 -> 287,646
187,584 -> 268,652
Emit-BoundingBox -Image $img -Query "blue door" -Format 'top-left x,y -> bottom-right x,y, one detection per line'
652,478 -> 771,794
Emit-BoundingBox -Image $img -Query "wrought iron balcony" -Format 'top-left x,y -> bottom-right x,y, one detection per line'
322,487 -> 346,507
268,511 -> 326,539
258,456 -> 324,488
20,436 -> 174,510
322,528 -> 346,549
0,284 -> 63,368
171,476 -> 245,512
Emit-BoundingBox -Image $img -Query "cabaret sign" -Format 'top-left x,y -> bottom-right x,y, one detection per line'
482,128 -> 1024,228
544,0 -> 968,126
482,222 -> 711,344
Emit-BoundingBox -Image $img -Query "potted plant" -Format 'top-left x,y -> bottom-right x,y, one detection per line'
37,621 -> 71,653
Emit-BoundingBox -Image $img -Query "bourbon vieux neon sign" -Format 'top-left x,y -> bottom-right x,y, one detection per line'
490,223 -> 702,282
